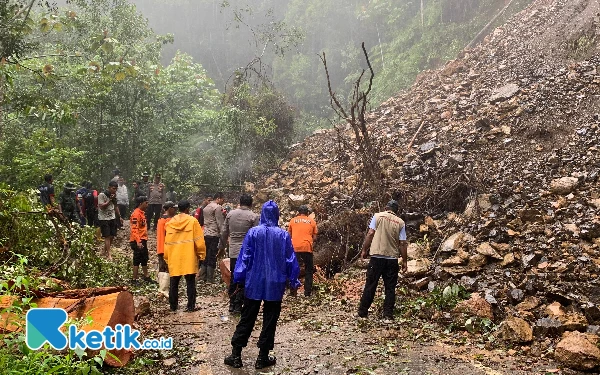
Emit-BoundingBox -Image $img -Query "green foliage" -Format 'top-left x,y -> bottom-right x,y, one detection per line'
398,283 -> 470,318
0,186 -> 131,288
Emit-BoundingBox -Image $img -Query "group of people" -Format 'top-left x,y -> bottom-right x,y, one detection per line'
40,173 -> 409,370
150,191 -> 407,370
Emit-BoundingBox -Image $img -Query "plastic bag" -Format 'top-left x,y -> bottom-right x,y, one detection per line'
158,272 -> 170,297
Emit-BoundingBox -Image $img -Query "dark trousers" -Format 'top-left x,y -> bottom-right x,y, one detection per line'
118,204 -> 128,220
231,298 -> 282,350
228,258 -> 244,309
358,257 -> 399,317
146,204 -> 162,229
296,252 -> 314,296
169,274 -> 196,310
204,236 -> 219,268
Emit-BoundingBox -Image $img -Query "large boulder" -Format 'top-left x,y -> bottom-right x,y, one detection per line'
452,293 -> 494,320
550,177 -> 579,195
440,232 -> 474,252
499,317 -> 533,343
555,332 -> 600,371
405,258 -> 431,276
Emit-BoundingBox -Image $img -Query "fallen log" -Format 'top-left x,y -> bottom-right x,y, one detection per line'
0,289 -> 134,367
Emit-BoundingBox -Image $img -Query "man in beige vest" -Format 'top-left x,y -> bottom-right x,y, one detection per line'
357,200 -> 407,320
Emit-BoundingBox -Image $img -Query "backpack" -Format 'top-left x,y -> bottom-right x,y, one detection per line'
84,190 -> 97,213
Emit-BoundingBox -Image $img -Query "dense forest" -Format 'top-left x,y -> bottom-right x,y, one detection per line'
1,0 -> 532,193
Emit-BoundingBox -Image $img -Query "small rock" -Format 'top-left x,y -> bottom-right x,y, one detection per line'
134,296 -> 151,318
490,83 -> 520,103
546,302 -> 566,318
477,242 -> 503,260
501,253 -> 516,267
163,358 -> 177,367
550,177 -> 579,195
410,277 -> 431,290
453,293 -> 494,320
560,312 -> 588,332
500,317 -> 533,343
510,289 -> 525,304
555,332 -> 600,371
534,318 -> 564,337
517,296 -> 540,311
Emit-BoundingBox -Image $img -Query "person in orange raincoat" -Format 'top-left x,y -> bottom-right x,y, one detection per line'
164,200 -> 206,312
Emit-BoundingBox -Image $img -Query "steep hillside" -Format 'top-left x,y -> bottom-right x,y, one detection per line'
254,0 -> 600,320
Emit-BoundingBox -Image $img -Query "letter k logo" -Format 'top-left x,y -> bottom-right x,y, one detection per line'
26,308 -> 68,350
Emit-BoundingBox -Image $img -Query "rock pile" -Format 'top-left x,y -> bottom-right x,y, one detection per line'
253,0 -> 600,370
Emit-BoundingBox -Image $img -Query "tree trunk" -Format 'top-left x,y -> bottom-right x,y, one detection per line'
465,0 -> 516,50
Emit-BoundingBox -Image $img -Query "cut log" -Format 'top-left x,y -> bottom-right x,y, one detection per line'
0,290 -> 134,367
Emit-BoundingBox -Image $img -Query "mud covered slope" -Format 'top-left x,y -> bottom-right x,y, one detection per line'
254,0 -> 600,308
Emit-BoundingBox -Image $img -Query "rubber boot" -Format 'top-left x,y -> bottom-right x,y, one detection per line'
206,266 -> 215,283
255,348 -> 276,369
198,264 -> 207,282
224,346 -> 243,368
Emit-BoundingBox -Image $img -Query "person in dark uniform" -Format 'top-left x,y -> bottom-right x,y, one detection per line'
58,182 -> 78,223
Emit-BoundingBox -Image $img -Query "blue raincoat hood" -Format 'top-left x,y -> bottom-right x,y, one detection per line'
260,200 -> 279,226
233,200 -> 300,301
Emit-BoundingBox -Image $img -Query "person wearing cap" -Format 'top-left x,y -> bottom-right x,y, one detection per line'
201,192 -> 225,282
288,205 -> 318,297
157,201 -> 178,273
224,200 -> 300,369
219,194 -> 259,314
357,200 -> 408,320
138,172 -> 150,197
164,200 -> 206,312
146,173 -> 166,231
130,196 -> 152,284
58,182 -> 78,223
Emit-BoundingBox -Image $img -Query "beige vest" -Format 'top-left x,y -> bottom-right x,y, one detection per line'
370,211 -> 405,258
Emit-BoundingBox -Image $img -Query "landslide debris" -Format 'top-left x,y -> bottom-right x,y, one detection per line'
253,0 -> 600,370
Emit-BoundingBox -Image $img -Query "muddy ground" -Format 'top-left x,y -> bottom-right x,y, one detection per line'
108,222 -> 573,375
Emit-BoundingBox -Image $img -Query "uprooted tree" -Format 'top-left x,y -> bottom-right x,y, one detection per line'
320,42 -> 383,197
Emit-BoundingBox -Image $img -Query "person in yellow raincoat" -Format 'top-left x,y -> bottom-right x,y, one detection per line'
164,200 -> 206,312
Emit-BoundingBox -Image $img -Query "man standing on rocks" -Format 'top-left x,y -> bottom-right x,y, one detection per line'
146,173 -> 166,231
224,200 -> 300,370
220,194 -> 259,314
164,200 -> 206,312
357,200 -> 408,321
98,181 -> 123,260
288,205 -> 318,297
201,192 -> 225,282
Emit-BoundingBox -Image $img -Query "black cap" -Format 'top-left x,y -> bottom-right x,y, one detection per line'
298,205 -> 309,214
136,196 -> 148,204
163,201 -> 177,209
386,200 -> 399,213
178,200 -> 191,211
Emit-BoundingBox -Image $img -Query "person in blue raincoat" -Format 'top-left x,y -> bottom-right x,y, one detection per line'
224,200 -> 301,370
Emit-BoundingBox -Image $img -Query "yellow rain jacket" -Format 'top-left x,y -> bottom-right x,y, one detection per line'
164,213 -> 206,277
